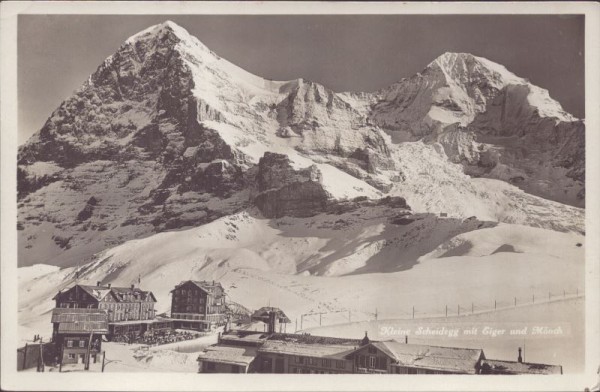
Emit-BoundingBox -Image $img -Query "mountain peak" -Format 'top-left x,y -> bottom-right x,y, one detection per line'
426,52 -> 524,86
125,20 -> 200,47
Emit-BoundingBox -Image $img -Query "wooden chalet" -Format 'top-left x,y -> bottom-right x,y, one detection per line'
170,280 -> 226,331
51,308 -> 108,366
347,339 -> 486,374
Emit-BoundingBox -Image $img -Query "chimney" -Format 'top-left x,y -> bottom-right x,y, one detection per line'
517,347 -> 523,363
107,283 -> 111,288
96,281 -> 101,287
131,284 -> 135,290
360,331 -> 370,346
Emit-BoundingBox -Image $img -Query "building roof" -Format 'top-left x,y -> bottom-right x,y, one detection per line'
197,345 -> 258,367
171,280 -> 224,294
51,308 -> 109,334
251,307 -> 291,323
219,332 -> 269,346
259,340 -> 355,359
53,284 -> 156,303
355,341 -> 484,374
481,359 -> 562,375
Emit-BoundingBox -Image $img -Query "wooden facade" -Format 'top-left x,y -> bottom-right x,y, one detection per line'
170,280 -> 226,331
50,308 -> 108,366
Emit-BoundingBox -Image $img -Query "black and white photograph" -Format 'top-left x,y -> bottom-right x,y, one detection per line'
1,2 -> 599,391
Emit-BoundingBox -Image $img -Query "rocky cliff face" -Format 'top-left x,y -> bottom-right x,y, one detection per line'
17,22 -> 585,268
254,152 -> 328,218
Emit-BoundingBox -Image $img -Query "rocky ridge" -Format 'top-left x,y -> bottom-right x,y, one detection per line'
17,22 -> 585,268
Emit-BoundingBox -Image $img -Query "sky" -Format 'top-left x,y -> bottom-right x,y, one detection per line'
18,14 -> 584,144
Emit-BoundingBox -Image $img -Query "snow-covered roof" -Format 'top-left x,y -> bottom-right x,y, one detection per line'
197,345 -> 258,366
51,308 -> 109,334
481,359 -> 562,375
259,341 -> 355,359
170,280 -> 224,294
353,341 -> 484,374
54,284 -> 156,303
251,307 -> 291,323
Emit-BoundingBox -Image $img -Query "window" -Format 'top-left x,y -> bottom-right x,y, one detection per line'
308,357 -> 317,365
322,359 -> 331,367
67,340 -> 74,348
68,354 -> 75,359
336,360 -> 345,369
369,356 -> 376,368
79,340 -> 85,348
295,356 -> 304,364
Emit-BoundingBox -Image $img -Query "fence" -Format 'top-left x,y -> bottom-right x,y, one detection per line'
296,287 -> 584,332
17,342 -> 56,371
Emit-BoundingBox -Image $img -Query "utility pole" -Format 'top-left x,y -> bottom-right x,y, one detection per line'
39,337 -> 44,372
85,330 -> 94,370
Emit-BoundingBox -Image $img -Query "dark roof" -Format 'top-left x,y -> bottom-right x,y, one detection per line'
170,280 -> 224,294
53,284 -> 156,303
251,307 -> 291,323
51,308 -> 108,334
481,359 -> 562,375
350,341 -> 484,374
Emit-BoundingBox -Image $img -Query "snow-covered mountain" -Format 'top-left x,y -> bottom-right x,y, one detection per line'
17,21 -> 584,269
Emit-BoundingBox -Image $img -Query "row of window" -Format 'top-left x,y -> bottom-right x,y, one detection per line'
394,366 -> 447,374
294,356 -> 346,369
356,355 -> 387,370
291,368 -> 343,374
100,302 -> 152,312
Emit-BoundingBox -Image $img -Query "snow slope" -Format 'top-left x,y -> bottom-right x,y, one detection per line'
19,210 -> 584,346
